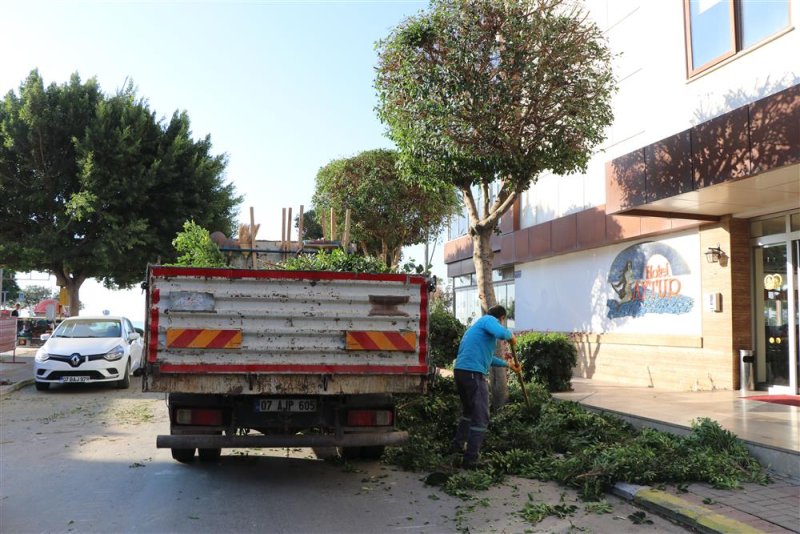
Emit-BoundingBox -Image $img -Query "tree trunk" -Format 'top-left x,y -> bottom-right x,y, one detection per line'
65,281 -> 81,317
471,226 -> 509,408
471,229 -> 495,313
52,269 -> 86,317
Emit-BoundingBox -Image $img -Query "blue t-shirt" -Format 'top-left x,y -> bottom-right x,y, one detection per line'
454,314 -> 512,375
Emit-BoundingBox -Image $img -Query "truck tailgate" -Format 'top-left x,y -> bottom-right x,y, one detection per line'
144,266 -> 430,395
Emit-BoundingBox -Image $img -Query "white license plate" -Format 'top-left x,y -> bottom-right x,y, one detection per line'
257,399 -> 317,412
62,376 -> 90,383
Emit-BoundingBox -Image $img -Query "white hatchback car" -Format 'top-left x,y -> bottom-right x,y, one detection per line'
34,316 -> 144,391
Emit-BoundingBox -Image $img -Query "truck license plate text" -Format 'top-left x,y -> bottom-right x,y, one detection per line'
257,399 -> 317,412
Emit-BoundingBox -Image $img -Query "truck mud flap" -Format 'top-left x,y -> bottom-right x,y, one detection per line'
156,431 -> 409,449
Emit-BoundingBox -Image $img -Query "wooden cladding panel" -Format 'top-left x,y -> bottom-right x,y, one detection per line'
749,83 -> 800,174
645,129 -> 693,201
692,106 -> 751,188
607,84 -> 798,212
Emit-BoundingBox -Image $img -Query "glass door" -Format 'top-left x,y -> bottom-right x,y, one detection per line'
753,237 -> 798,393
759,243 -> 789,387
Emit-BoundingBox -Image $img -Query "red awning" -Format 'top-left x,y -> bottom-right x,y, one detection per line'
33,299 -> 59,314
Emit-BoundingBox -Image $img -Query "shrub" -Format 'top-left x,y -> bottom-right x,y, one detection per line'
281,249 -> 391,272
515,332 -> 578,392
427,300 -> 465,369
171,220 -> 226,267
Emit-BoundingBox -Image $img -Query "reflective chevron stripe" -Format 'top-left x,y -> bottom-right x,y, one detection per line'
166,328 -> 242,349
345,331 -> 417,352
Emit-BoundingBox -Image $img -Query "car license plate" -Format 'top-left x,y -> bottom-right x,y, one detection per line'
256,399 -> 317,412
62,376 -> 90,383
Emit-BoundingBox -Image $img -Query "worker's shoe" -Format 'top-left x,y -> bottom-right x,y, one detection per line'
461,457 -> 480,470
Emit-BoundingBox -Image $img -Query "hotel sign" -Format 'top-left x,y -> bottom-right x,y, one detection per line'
607,241 -> 694,319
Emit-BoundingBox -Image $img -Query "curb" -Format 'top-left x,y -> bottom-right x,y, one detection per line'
612,483 -> 765,534
0,378 -> 33,397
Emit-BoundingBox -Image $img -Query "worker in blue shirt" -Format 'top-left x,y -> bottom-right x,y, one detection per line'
451,304 -> 519,468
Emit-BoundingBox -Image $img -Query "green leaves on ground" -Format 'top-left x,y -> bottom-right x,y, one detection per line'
517,494 -> 578,525
387,376 -> 769,500
627,511 -> 654,525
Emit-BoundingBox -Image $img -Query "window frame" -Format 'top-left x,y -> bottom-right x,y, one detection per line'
684,0 -> 791,78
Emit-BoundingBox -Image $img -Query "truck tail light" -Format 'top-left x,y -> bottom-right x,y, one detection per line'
175,408 -> 223,426
347,410 -> 393,427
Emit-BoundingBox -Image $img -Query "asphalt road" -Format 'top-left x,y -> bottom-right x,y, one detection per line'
0,381 -> 687,533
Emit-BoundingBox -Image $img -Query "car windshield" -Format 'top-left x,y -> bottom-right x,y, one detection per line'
53,320 -> 121,338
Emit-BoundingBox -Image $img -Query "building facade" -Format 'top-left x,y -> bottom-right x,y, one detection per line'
444,0 -> 799,393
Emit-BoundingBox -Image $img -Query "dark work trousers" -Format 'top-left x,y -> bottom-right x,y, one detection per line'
452,369 -> 490,463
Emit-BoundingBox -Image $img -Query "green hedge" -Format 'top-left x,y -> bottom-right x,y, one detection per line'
515,332 -> 577,392
427,300 -> 465,369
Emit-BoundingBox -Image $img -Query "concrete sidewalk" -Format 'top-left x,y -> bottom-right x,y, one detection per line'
0,346 -> 36,396
3,352 -> 798,533
556,378 -> 800,534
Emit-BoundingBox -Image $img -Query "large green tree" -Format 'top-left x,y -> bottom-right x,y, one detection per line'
312,149 -> 459,268
295,208 -> 324,241
0,70 -> 241,314
0,268 -> 21,305
376,0 -> 615,312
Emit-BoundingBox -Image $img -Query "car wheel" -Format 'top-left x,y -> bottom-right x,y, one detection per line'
116,360 -> 131,389
198,448 -> 222,462
35,381 -> 49,391
171,448 -> 196,463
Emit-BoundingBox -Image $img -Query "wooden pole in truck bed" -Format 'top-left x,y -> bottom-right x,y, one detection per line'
250,207 -> 258,269
297,205 -> 304,251
281,208 -> 286,247
343,209 -> 351,251
287,207 -> 293,244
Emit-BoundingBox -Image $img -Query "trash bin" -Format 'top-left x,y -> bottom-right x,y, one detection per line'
739,349 -> 754,393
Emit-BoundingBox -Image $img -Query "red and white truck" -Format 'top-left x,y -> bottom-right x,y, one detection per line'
143,265 -> 431,462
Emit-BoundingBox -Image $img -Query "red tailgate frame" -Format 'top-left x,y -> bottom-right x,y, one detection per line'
146,267 -> 429,375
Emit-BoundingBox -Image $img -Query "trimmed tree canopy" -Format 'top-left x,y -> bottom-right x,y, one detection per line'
375,0 -> 615,312
312,149 -> 459,268
0,70 -> 241,313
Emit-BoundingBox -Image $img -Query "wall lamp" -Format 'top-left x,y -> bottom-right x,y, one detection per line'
705,245 -> 726,263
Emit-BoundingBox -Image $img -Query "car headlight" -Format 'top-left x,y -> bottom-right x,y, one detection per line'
35,349 -> 50,362
104,345 -> 125,361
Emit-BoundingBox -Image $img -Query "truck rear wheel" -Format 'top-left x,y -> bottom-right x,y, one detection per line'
338,446 -> 385,460
338,446 -> 360,460
360,446 -> 385,460
312,447 -> 339,460
171,448 -> 196,463
198,448 -> 222,462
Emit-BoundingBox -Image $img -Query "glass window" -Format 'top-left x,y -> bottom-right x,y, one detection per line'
685,0 -> 790,76
453,274 -> 473,288
688,0 -> 735,70
751,215 -> 788,238
452,280 -> 515,328
740,0 -> 790,48
790,212 -> 800,232
492,267 -> 515,282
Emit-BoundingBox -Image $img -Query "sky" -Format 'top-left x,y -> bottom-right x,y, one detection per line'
1,0 -> 446,323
